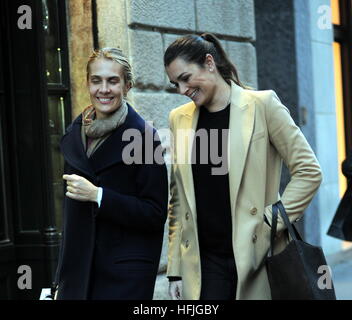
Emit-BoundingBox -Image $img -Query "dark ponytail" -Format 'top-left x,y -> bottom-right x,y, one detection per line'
164,33 -> 245,88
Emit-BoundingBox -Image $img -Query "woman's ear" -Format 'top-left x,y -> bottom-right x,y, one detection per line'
204,53 -> 216,71
124,82 -> 132,96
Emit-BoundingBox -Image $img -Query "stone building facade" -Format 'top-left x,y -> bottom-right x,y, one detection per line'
1,0 -> 348,300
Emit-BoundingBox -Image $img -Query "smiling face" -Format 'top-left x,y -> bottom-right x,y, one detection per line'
87,58 -> 130,119
166,57 -> 217,107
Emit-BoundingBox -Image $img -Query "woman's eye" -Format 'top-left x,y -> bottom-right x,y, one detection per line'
181,75 -> 190,82
110,79 -> 120,84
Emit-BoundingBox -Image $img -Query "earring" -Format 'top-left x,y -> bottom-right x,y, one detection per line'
209,68 -> 213,72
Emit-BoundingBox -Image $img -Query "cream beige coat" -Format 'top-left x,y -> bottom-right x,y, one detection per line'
167,82 -> 322,300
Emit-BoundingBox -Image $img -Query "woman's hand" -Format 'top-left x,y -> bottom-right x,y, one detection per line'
169,280 -> 183,300
63,174 -> 98,203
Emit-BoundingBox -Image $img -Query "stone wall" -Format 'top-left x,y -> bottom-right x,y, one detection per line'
255,0 -> 342,255
308,0 -> 341,254
94,0 -> 257,299
67,0 -> 94,119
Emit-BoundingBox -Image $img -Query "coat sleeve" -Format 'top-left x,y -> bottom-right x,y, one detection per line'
96,135 -> 168,232
167,109 -> 183,278
263,91 -> 323,230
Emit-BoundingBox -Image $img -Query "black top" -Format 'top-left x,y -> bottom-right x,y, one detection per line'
191,104 -> 233,256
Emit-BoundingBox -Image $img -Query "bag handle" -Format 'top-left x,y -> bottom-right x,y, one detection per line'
270,200 -> 302,256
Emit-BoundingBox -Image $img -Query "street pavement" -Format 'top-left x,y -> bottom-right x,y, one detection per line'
327,249 -> 352,300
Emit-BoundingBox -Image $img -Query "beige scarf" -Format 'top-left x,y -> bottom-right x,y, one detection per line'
81,100 -> 128,157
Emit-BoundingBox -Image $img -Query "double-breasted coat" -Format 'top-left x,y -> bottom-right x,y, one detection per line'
55,104 -> 168,300
167,82 -> 323,300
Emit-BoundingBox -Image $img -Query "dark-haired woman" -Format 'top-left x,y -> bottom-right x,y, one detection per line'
165,33 -> 322,300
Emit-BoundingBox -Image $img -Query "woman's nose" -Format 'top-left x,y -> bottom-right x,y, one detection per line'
99,81 -> 110,93
178,83 -> 188,95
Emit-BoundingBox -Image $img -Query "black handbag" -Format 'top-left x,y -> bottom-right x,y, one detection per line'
266,201 -> 336,300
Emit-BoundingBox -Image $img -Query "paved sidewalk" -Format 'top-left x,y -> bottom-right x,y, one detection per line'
326,248 -> 352,300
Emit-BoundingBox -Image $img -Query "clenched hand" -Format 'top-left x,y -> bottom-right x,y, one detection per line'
63,174 -> 98,203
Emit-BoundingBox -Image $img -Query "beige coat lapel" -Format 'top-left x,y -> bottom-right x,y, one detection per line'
177,103 -> 199,218
228,83 -> 255,213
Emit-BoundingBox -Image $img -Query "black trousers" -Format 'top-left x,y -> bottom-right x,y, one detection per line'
199,250 -> 237,300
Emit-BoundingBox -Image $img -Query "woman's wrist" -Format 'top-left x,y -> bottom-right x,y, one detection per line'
91,186 -> 99,203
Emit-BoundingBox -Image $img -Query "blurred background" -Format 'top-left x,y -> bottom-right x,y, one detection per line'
0,0 -> 351,299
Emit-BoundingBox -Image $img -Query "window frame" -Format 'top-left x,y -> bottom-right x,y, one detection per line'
334,0 -> 352,153
42,0 -> 72,233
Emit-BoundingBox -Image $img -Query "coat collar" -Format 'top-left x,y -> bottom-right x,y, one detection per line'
60,104 -> 146,178
176,82 -> 256,218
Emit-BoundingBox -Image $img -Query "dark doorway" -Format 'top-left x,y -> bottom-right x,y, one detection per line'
0,0 -> 70,299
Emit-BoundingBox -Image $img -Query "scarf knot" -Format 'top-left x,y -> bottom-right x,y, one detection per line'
82,100 -> 128,138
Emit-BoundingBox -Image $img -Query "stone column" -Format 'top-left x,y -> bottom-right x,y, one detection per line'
308,0 -> 341,254
67,0 -> 94,119
255,0 -> 342,254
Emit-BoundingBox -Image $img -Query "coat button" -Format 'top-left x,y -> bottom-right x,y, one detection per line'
185,212 -> 189,220
252,234 -> 257,243
250,207 -> 258,215
185,240 -> 189,248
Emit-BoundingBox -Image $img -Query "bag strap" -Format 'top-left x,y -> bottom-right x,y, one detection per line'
270,203 -> 278,257
270,200 -> 302,255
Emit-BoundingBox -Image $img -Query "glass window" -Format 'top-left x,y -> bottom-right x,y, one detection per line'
42,0 -> 63,84
47,96 -> 66,232
333,42 -> 347,198
332,1 -> 352,250
43,0 -> 70,233
331,0 -> 341,25
0,30 -> 6,242
0,116 -> 5,242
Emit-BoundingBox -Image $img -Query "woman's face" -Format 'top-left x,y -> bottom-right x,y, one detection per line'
87,58 -> 129,119
166,57 -> 216,107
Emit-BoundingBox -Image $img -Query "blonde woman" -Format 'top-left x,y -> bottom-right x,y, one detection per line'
54,48 -> 168,300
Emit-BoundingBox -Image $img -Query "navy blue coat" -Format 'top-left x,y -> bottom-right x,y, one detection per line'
55,104 -> 168,300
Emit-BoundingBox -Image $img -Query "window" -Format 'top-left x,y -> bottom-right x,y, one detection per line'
0,0 -> 71,298
43,0 -> 71,232
332,0 -> 352,248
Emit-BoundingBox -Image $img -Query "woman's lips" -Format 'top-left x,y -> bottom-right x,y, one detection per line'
97,97 -> 114,104
189,89 -> 199,100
